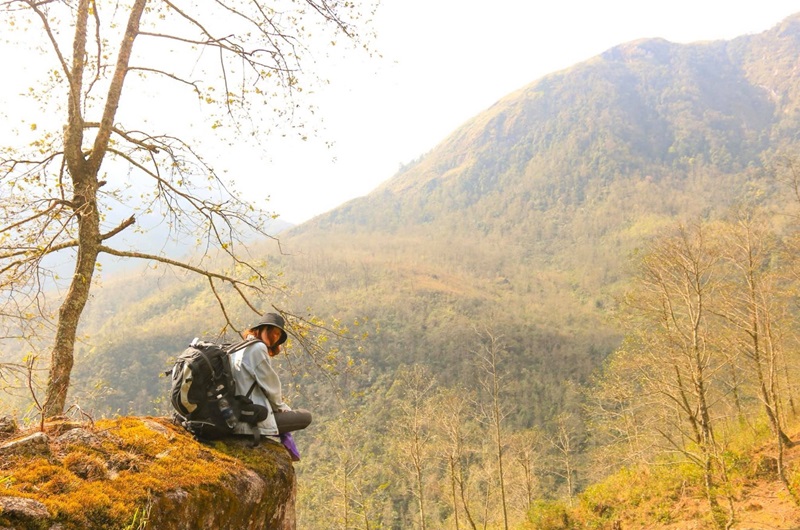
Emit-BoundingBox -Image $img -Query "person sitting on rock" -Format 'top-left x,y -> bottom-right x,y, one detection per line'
230,313 -> 312,448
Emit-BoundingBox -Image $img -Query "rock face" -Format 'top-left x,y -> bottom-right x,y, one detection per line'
0,417 -> 296,530
144,437 -> 297,530
0,496 -> 50,520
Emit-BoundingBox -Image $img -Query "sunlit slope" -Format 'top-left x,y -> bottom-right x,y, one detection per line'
283,15 -> 800,324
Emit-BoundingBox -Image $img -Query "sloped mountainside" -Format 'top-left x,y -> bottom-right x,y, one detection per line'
0,417 -> 296,530
64,13 -> 800,427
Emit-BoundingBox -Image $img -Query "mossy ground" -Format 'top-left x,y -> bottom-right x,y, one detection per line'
0,416 -> 284,530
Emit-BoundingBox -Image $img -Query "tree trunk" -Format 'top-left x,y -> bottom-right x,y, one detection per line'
44,192 -> 101,416
415,447 -> 427,530
449,456 -> 461,530
42,0 -> 146,417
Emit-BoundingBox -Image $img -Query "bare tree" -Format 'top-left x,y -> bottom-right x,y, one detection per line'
473,327 -> 510,530
506,428 -> 545,516
389,365 -> 437,530
718,209 -> 793,443
0,0 -> 370,416
716,207 -> 798,502
622,222 -> 735,529
584,341 -> 661,475
299,411 -> 387,530
775,157 -> 800,419
548,413 -> 579,502
432,386 -> 480,530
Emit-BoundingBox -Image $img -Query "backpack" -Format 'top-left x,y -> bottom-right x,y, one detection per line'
168,337 -> 269,443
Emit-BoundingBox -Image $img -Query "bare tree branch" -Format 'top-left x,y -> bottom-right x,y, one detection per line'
1,0 -> 370,417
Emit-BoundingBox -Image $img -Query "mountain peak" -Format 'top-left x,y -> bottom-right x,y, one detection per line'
602,37 -> 676,64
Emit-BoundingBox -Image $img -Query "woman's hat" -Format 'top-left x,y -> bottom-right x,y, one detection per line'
251,312 -> 288,346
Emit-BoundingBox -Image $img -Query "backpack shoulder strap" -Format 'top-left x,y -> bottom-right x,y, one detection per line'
227,338 -> 262,398
226,337 -> 263,354
196,349 -> 217,375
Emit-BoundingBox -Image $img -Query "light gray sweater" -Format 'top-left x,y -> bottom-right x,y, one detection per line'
229,340 -> 291,437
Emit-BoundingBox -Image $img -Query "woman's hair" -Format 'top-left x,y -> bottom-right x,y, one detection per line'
242,326 -> 261,339
243,324 -> 273,339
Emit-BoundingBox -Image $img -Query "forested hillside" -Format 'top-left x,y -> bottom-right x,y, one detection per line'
6,12 -> 800,529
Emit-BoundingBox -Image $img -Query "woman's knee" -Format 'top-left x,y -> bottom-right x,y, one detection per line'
275,409 -> 312,432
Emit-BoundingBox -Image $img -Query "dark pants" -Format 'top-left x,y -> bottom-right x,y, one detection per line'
274,408 -> 312,434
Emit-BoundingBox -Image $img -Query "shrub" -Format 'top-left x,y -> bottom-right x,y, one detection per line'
524,500 -> 571,530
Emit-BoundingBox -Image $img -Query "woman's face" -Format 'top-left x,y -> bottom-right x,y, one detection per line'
261,326 -> 283,350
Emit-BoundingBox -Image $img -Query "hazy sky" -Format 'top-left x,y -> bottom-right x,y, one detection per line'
259,1 -> 800,224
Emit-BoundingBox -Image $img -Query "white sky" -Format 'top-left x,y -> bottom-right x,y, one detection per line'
257,0 -> 800,224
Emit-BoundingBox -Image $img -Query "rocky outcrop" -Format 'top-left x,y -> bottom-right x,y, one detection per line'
0,496 -> 50,522
0,416 -> 296,530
